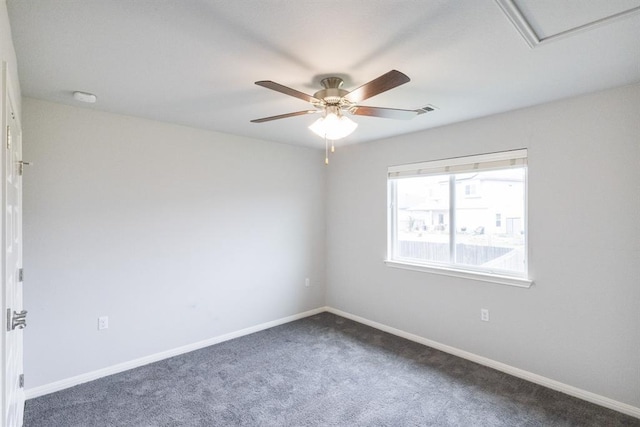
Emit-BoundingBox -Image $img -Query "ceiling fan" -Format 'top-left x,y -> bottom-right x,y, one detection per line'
251,70 -> 430,142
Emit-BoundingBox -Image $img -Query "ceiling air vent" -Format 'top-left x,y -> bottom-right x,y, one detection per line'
418,104 -> 438,114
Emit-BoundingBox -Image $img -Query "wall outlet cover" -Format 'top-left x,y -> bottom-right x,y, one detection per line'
98,316 -> 109,330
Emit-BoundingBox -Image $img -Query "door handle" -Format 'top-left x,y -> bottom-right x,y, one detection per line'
6,309 -> 27,331
17,160 -> 33,176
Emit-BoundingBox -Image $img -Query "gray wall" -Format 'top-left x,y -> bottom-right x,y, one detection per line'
23,98 -> 326,388
20,84 -> 640,409
326,84 -> 640,408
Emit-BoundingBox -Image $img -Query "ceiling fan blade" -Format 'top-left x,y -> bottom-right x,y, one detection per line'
351,106 -> 422,120
344,70 -> 410,103
255,80 -> 320,103
251,110 -> 318,123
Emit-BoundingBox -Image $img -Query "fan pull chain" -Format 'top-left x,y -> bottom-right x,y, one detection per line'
331,140 -> 335,153
325,135 -> 329,165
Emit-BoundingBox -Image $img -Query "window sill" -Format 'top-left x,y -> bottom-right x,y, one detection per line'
384,260 -> 533,288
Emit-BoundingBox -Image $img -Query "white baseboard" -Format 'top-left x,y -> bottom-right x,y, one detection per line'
325,307 -> 640,420
25,307 -> 327,399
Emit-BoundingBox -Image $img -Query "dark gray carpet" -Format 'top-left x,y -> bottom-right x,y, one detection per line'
25,312 -> 639,426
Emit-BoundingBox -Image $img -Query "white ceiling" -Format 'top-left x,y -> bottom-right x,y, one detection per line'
7,0 -> 640,148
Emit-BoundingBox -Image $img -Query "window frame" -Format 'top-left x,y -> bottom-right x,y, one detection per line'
386,149 -> 532,288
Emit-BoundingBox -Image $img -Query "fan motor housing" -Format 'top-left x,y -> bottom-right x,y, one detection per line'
313,88 -> 349,105
313,77 -> 349,106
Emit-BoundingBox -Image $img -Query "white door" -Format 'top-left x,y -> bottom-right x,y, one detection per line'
1,61 -> 25,427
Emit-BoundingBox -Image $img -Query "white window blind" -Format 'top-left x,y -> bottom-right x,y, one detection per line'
388,149 -> 527,179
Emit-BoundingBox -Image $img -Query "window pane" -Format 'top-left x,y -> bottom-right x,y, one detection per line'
395,176 -> 450,263
454,168 -> 526,273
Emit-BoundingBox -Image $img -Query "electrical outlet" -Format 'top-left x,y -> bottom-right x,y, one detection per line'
98,316 -> 109,330
305,278 -> 311,287
480,309 -> 489,322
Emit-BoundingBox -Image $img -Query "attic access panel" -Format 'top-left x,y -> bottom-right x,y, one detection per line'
496,0 -> 640,47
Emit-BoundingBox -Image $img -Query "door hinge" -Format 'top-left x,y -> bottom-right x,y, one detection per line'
7,308 -> 27,331
19,374 -> 24,388
5,125 -> 10,150
18,268 -> 23,282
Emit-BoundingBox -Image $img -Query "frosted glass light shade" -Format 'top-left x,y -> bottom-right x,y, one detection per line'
309,113 -> 358,140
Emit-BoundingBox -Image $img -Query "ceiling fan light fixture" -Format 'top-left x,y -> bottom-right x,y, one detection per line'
309,113 -> 358,140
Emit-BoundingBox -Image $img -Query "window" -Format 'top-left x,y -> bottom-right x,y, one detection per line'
387,149 -> 529,285
464,183 -> 477,197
